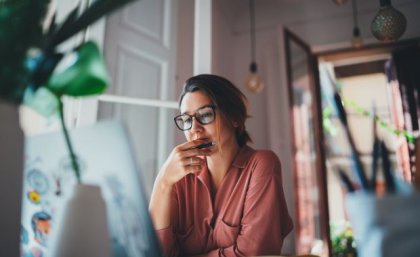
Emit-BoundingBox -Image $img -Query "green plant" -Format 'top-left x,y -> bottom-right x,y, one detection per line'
0,0 -> 137,183
330,221 -> 357,257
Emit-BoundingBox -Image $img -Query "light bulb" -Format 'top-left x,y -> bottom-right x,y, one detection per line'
371,1 -> 407,41
246,72 -> 264,93
351,36 -> 363,48
246,62 -> 264,93
351,27 -> 363,48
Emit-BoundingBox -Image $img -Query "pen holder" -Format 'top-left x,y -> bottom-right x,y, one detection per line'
346,192 -> 420,257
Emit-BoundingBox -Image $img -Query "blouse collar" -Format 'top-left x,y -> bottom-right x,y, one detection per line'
231,145 -> 254,169
197,145 -> 255,184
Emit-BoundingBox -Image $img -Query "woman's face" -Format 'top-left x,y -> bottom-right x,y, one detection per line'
180,90 -> 238,151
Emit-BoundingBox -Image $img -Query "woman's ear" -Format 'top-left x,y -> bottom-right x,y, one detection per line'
232,121 -> 239,128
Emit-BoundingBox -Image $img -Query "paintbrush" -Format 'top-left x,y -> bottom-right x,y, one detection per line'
337,168 -> 355,192
333,92 -> 370,190
414,137 -> 420,190
380,140 -> 396,193
370,103 -> 380,192
371,138 -> 380,192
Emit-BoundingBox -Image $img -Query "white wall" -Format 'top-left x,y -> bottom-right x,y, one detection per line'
230,27 -> 296,254
174,0 -> 195,145
231,0 -> 420,50
212,1 -> 235,79
213,1 -> 296,252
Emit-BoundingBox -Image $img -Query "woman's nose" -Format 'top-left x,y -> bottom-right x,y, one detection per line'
190,117 -> 203,133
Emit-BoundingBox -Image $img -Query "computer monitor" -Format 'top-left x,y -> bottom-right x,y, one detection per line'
20,120 -> 162,257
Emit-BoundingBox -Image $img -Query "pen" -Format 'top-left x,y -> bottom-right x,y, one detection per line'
190,141 -> 215,150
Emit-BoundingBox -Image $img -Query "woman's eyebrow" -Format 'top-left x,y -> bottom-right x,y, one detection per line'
181,104 -> 212,115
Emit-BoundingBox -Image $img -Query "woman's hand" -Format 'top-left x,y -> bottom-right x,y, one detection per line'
157,140 -> 213,187
150,140 -> 211,230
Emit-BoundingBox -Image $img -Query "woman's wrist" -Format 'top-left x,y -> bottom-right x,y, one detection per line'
155,175 -> 174,193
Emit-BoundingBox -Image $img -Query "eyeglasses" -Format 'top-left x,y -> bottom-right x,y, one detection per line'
174,105 -> 216,131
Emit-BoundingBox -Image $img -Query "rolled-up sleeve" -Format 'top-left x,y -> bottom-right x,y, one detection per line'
156,225 -> 179,257
156,189 -> 181,257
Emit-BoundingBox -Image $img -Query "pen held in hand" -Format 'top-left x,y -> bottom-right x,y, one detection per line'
190,141 -> 215,150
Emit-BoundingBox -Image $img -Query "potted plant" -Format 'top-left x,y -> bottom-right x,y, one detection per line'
0,0 -> 137,256
330,221 -> 357,257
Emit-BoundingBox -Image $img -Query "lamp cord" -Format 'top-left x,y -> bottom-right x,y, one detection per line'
249,0 -> 256,63
351,0 -> 359,28
379,0 -> 391,7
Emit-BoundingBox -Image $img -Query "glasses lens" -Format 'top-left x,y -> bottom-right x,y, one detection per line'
174,105 -> 215,131
175,114 -> 192,131
196,106 -> 215,125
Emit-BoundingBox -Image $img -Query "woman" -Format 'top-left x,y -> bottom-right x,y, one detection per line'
149,74 -> 293,257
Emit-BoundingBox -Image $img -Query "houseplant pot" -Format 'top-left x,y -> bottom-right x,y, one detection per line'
0,101 -> 24,257
49,184 -> 111,257
346,192 -> 420,257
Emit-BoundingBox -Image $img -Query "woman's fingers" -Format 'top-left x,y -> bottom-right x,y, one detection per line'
178,139 -> 211,151
183,156 -> 204,167
184,148 -> 212,158
183,156 -> 204,174
159,141 -> 210,185
173,143 -> 212,161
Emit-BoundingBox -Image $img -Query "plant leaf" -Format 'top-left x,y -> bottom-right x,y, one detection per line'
46,0 -> 138,50
46,12 -> 57,37
46,41 -> 109,97
53,4 -> 80,39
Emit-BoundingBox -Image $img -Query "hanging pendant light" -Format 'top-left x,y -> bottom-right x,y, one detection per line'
245,0 -> 264,93
351,0 -> 363,48
332,0 -> 349,6
371,0 -> 407,41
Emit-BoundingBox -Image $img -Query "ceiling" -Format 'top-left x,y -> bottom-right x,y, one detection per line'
216,0 -> 308,22
215,0 -> 417,34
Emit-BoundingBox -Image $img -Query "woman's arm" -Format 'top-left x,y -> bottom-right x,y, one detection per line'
150,177 -> 180,257
150,140 -> 210,228
149,140 -> 213,257
149,177 -> 174,229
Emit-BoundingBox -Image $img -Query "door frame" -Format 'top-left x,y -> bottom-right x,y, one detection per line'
287,30 -> 420,256
284,28 -> 331,256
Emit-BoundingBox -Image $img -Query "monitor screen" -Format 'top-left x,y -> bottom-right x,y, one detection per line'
21,120 -> 162,257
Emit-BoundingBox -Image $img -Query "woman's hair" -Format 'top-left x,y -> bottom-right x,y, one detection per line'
178,74 -> 252,147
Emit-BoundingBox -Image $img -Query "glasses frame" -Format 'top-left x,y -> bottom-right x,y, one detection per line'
173,104 -> 217,131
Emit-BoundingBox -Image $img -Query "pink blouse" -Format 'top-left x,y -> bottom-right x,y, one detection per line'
156,145 -> 293,257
